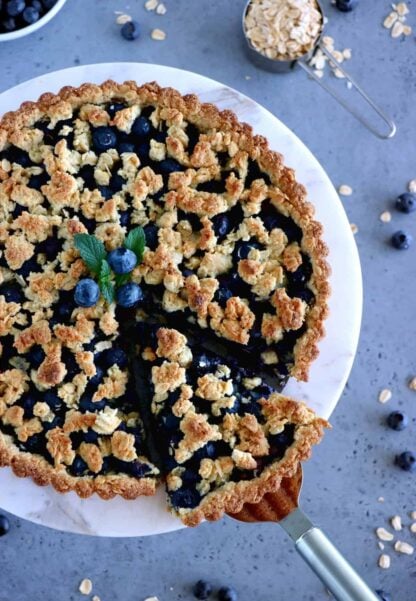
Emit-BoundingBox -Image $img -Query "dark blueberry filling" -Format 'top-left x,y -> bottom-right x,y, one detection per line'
177,210 -> 202,231
245,159 -> 271,187
78,165 -> 96,190
44,390 -> 63,413
119,209 -> 131,228
79,394 -> 106,413
0,282 -> 24,304
107,102 -> 127,118
233,239 -> 264,261
38,234 -> 63,260
1,146 -> 33,167
60,347 -> 80,380
211,213 -> 232,239
170,488 -> 201,509
260,201 -> 302,242
197,178 -> 227,194
28,171 -> 50,190
98,185 -> 113,200
26,345 -> 46,369
110,173 -> 125,192
16,257 -> 42,279
69,456 -> 88,477
21,394 -> 38,418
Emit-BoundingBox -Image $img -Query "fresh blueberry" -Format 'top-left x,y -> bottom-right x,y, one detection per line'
137,141 -> 150,161
6,0 -> 25,16
218,586 -> 238,601
74,278 -> 100,308
42,0 -> 57,9
89,366 -> 104,387
119,210 -> 131,228
0,515 -> 10,537
44,390 -> 63,412
212,214 -> 231,239
102,347 -> 128,369
22,394 -> 38,418
22,6 -> 40,23
387,410 -> 408,431
376,591 -> 392,601
118,142 -> 135,154
107,248 -> 137,275
98,185 -> 112,200
159,158 -> 184,175
391,230 -> 412,250
395,451 -> 416,472
70,456 -> 88,477
116,282 -> 143,308
144,223 -> 158,250
31,0 -> 42,10
92,127 -> 118,152
110,173 -> 125,193
2,17 -> 16,30
396,192 -> 416,214
170,488 -> 201,509
0,283 -> 24,303
132,115 -> 151,137
121,20 -> 140,41
335,0 -> 358,11
193,580 -> 213,600
233,240 -> 262,261
218,587 -> 238,601
107,102 -> 126,118
26,345 -> 45,368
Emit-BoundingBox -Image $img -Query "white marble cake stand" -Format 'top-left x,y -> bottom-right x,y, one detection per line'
0,63 -> 362,537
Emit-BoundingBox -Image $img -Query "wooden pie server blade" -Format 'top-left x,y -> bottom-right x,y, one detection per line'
229,465 -> 379,601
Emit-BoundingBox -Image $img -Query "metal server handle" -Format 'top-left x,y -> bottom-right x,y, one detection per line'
296,527 -> 380,601
298,42 -> 396,140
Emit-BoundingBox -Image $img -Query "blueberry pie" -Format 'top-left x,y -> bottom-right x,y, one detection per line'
0,81 -> 329,515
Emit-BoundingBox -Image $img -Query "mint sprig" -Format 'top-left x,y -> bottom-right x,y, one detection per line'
74,234 -> 106,275
73,226 -> 147,305
124,227 -> 146,263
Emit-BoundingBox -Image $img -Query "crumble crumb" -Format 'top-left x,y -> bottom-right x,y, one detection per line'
350,223 -> 358,235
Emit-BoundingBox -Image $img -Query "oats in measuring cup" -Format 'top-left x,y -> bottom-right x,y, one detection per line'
244,0 -> 323,60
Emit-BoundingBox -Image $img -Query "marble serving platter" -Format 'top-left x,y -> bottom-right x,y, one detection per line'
0,63 -> 362,537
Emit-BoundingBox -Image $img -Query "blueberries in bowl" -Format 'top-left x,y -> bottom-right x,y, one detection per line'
335,0 -> 358,11
396,192 -> 416,214
0,0 -> 59,34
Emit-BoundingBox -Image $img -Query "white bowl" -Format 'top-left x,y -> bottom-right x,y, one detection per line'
0,0 -> 67,42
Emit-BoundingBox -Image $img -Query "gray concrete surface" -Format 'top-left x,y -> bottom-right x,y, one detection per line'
1,1 -> 416,600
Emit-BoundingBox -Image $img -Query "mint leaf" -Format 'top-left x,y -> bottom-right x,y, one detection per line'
100,280 -> 115,304
99,259 -> 115,303
124,227 -> 146,263
74,234 -> 106,275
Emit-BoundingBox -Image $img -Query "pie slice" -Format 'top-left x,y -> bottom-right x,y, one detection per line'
0,80 -> 330,501
135,324 -> 328,526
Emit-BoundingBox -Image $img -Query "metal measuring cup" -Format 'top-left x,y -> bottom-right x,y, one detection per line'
242,0 -> 396,139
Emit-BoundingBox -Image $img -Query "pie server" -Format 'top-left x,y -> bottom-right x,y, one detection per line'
229,465 -> 379,601
242,0 -> 396,139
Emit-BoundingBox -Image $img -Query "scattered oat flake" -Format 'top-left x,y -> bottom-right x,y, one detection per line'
394,540 -> 414,555
384,11 -> 398,28
156,3 -> 167,15
410,523 -> 416,533
391,515 -> 403,531
391,21 -> 405,37
116,14 -> 132,25
403,25 -> 412,35
376,527 -> 394,541
409,377 -> 416,391
380,211 -> 392,223
245,75 -> 251,80
92,596 -> 101,601
144,598 -> 160,601
408,179 -> 416,193
145,0 -> 158,10
350,223 -> 358,235
396,2 -> 409,16
151,28 -> 166,40
378,554 -> 391,569
378,541 -> 385,550
343,48 -> 352,59
79,579 -> 93,596
314,69 -> 324,79
378,388 -> 392,404
339,184 -> 353,196
410,511 -> 416,520
346,81 -> 353,90
378,496 -> 385,503
334,68 -> 345,79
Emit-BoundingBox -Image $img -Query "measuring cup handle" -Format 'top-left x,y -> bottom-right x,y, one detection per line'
298,42 -> 396,139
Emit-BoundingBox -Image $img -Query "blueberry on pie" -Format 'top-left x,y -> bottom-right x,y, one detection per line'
0,81 -> 329,517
